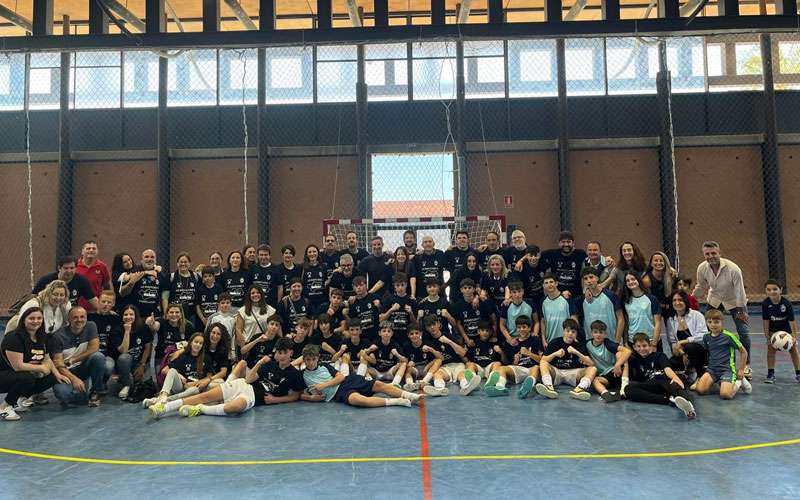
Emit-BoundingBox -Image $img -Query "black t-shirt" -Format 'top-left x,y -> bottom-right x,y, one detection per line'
501,247 -> 527,271
417,296 -> 452,337
206,346 -> 230,375
156,322 -> 191,359
252,360 -> 303,405
406,341 -> 436,365
110,326 -> 153,365
628,351 -> 671,382
544,337 -> 588,370
541,248 -> 588,296
33,272 -> 95,307
479,273 -> 509,305
87,312 -> 122,357
168,272 -> 199,315
467,338 -> 501,367
328,271 -> 362,299
414,250 -> 447,295
513,260 -> 548,302
320,250 -> 341,281
289,335 -> 312,360
130,271 -> 169,318
358,254 -> 390,293
169,352 -> 210,379
383,262 -> 417,295
344,336 -> 372,359
348,294 -> 382,341
0,330 -> 48,371
249,264 -> 279,306
450,298 -> 494,340
477,247 -> 503,271
445,247 -> 473,275
506,335 -> 544,368
195,282 -> 224,318
221,269 -> 249,308
429,334 -> 462,365
318,301 -> 346,330
312,332 -> 342,362
277,296 -> 311,334
762,297 -> 795,333
381,294 -> 416,338
275,263 -> 303,297
301,264 -> 327,305
245,336 -> 278,368
343,248 -> 370,269
450,266 -> 483,291
373,340 -> 404,372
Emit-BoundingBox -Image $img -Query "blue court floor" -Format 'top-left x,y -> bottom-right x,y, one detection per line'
1,319 -> 799,500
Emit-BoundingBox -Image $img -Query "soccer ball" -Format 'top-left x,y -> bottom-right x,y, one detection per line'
770,331 -> 795,351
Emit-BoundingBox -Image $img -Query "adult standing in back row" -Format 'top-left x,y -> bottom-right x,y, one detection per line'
692,241 -> 752,379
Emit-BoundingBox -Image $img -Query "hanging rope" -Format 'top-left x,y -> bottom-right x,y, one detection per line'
239,50 -> 250,244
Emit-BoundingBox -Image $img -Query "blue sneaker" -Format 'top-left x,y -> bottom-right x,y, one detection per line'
485,385 -> 509,397
518,377 -> 534,399
764,374 -> 776,384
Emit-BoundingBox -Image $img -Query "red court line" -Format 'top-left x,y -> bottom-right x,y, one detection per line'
418,399 -> 433,500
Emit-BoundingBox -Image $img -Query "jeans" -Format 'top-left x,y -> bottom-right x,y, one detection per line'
0,370 -> 57,405
161,368 -> 185,395
729,307 -> 752,359
53,351 -> 107,404
625,376 -> 692,406
116,353 -> 133,387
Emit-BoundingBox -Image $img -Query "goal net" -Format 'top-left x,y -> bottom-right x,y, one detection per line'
322,215 -> 506,252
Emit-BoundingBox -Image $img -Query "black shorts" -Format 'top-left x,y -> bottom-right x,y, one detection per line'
599,372 -> 622,389
333,374 -> 375,404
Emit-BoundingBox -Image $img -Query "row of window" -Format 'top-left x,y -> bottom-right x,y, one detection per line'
1,37 -> 798,110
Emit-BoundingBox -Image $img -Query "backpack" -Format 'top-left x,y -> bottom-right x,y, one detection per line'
156,343 -> 182,387
125,379 -> 157,403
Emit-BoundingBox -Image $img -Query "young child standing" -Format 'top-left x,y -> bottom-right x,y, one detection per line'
761,279 -> 800,383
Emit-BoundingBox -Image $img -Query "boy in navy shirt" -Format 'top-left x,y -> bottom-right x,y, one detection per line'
585,320 -> 631,402
363,321 -> 408,387
402,324 -> 443,391
761,279 -> 800,383
485,315 -> 543,398
535,318 -> 597,401
695,310 -> 752,399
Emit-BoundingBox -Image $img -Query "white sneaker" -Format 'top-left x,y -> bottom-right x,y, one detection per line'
118,386 -> 130,399
423,385 -> 449,397
142,394 -> 167,408
672,396 -> 697,420
0,407 -> 21,421
459,375 -> 481,396
13,397 -> 33,412
740,377 -> 753,394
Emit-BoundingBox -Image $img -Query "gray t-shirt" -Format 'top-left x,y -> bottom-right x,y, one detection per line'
703,330 -> 742,375
48,322 -> 99,367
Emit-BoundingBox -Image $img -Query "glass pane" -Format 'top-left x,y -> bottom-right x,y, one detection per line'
508,39 -> 556,97
74,67 -> 120,109
779,41 -> 800,74
220,49 -> 257,105
0,53 -> 25,110
566,39 -> 604,96
167,50 -> 217,107
317,60 -> 357,102
735,43 -> 761,75
123,51 -> 159,108
265,46 -> 312,104
365,43 -> 407,60
412,58 -> 456,100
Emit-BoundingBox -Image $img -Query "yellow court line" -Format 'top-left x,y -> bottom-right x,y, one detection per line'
1,437 -> 800,466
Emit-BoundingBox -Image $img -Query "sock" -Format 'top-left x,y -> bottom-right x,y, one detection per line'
401,390 -> 420,401
578,377 -> 591,390
463,370 -> 474,382
405,376 -> 413,385
734,380 -> 742,392
164,399 -> 183,413
621,376 -> 629,392
199,403 -> 227,416
542,374 -> 553,387
434,378 -> 445,389
497,376 -> 507,388
600,388 -> 608,395
668,396 -> 676,404
392,372 -> 403,385
385,398 -> 411,407
168,386 -> 200,402
768,369 -> 775,376
422,372 -> 433,384
459,378 -> 468,389
796,369 -> 800,376
339,364 -> 350,376
356,363 -> 368,376
226,373 -> 236,382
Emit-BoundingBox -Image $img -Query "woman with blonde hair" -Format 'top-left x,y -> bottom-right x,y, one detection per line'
478,254 -> 511,313
8,280 -> 72,335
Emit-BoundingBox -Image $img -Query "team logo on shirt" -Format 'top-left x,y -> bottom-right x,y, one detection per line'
136,338 -> 142,345
780,305 -> 786,312
240,278 -> 245,283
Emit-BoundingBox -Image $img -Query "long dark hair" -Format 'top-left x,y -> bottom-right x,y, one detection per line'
303,244 -> 321,272
670,290 -> 690,317
14,307 -> 46,339
112,252 -> 133,274
204,322 -> 231,361
621,272 -> 646,304
185,331 -> 206,376
392,246 -> 411,274
227,251 -> 243,272
121,304 -> 145,333
618,241 -> 646,273
244,284 -> 269,316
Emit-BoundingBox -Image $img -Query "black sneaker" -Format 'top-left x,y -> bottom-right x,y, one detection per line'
600,391 -> 621,403
88,392 -> 102,408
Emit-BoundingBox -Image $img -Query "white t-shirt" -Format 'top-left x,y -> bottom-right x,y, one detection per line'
237,304 -> 277,342
20,297 -> 72,335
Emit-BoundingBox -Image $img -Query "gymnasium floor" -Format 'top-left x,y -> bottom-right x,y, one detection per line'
1,317 -> 799,500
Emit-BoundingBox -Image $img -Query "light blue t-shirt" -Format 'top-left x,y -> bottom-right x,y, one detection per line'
540,295 -> 573,342
581,290 -> 619,339
504,300 -> 534,338
585,338 -> 619,376
302,364 -> 340,402
624,293 -> 660,342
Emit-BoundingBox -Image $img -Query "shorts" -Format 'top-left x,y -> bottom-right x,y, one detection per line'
598,371 -> 622,389
707,366 -> 735,384
374,369 -> 394,381
553,368 -> 582,387
220,378 -> 256,411
440,362 -> 466,382
470,364 -> 494,378
333,374 -> 375,404
510,365 -> 534,384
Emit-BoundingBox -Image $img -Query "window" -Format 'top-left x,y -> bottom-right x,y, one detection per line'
0,64 -> 10,94
508,40 -> 557,97
265,46 -> 312,104
72,51 -> 121,109
779,41 -> 800,74
28,53 -> 61,110
220,49 -> 257,105
735,43 -> 761,76
465,41 -> 505,99
0,53 -> 25,110
706,44 -> 724,77
565,39 -> 605,96
519,50 -> 552,82
167,50 -> 217,107
365,43 -> 408,101
412,42 -> 456,100
317,45 -> 357,103
606,38 -> 655,95
123,51 -> 163,107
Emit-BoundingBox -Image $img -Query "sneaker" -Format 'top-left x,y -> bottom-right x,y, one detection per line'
744,365 -> 752,380
740,377 -> 753,394
142,394 -> 166,409
31,393 -> 49,405
569,387 -> 591,401
689,381 -> 698,391
764,374 -> 776,384
535,383 -> 558,399
118,386 -> 130,400
460,375 -> 481,396
148,402 -> 167,419
179,405 -> 202,418
402,381 -> 419,392
422,385 -> 449,397
484,371 -> 500,390
517,377 -> 535,399
88,392 -> 102,408
673,396 -> 697,420
796,373 -> 800,383
600,391 -> 621,403
485,385 -> 509,397
0,407 -> 21,421
13,397 -> 33,412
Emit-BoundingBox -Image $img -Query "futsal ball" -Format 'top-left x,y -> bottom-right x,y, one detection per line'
770,331 -> 795,351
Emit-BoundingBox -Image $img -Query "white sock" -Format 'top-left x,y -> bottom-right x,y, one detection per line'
434,378 -> 445,389
734,380 -> 742,393
527,375 -> 536,384
356,363 -> 368,376
164,399 -> 183,413
385,398 -> 412,407
621,376 -> 629,392
199,403 -> 227,416
459,378 -> 468,389
422,372 -> 433,384
542,374 -> 553,386
392,372 -> 403,385
401,390 -> 420,401
168,386 -> 199,402
339,364 -> 350,376
578,377 -> 591,390
497,376 -> 507,388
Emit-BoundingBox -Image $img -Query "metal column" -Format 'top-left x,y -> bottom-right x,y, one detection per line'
56,17 -> 72,258
257,47 -> 270,244
356,44 -> 369,219
455,41 -> 468,216
156,56 -> 171,267
555,38 -> 571,231
656,41 -> 679,267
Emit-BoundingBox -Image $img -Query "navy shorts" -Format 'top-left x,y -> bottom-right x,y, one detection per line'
333,374 -> 375,404
599,372 -> 622,389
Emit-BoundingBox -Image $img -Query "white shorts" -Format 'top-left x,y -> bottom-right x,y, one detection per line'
440,362 -> 466,382
220,378 -> 255,411
510,365 -> 533,384
471,365 -> 491,378
553,368 -> 582,387
375,369 -> 394,381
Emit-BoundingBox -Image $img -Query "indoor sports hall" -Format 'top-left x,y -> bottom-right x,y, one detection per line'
1,1 -> 799,499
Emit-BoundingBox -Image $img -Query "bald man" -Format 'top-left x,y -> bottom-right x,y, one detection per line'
49,307 -> 106,407
120,249 -> 168,318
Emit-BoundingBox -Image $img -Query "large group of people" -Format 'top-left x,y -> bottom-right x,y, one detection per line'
2,229 -> 797,423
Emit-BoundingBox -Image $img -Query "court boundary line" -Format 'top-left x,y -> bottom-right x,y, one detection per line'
1,437 -> 799,466
418,399 -> 433,500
